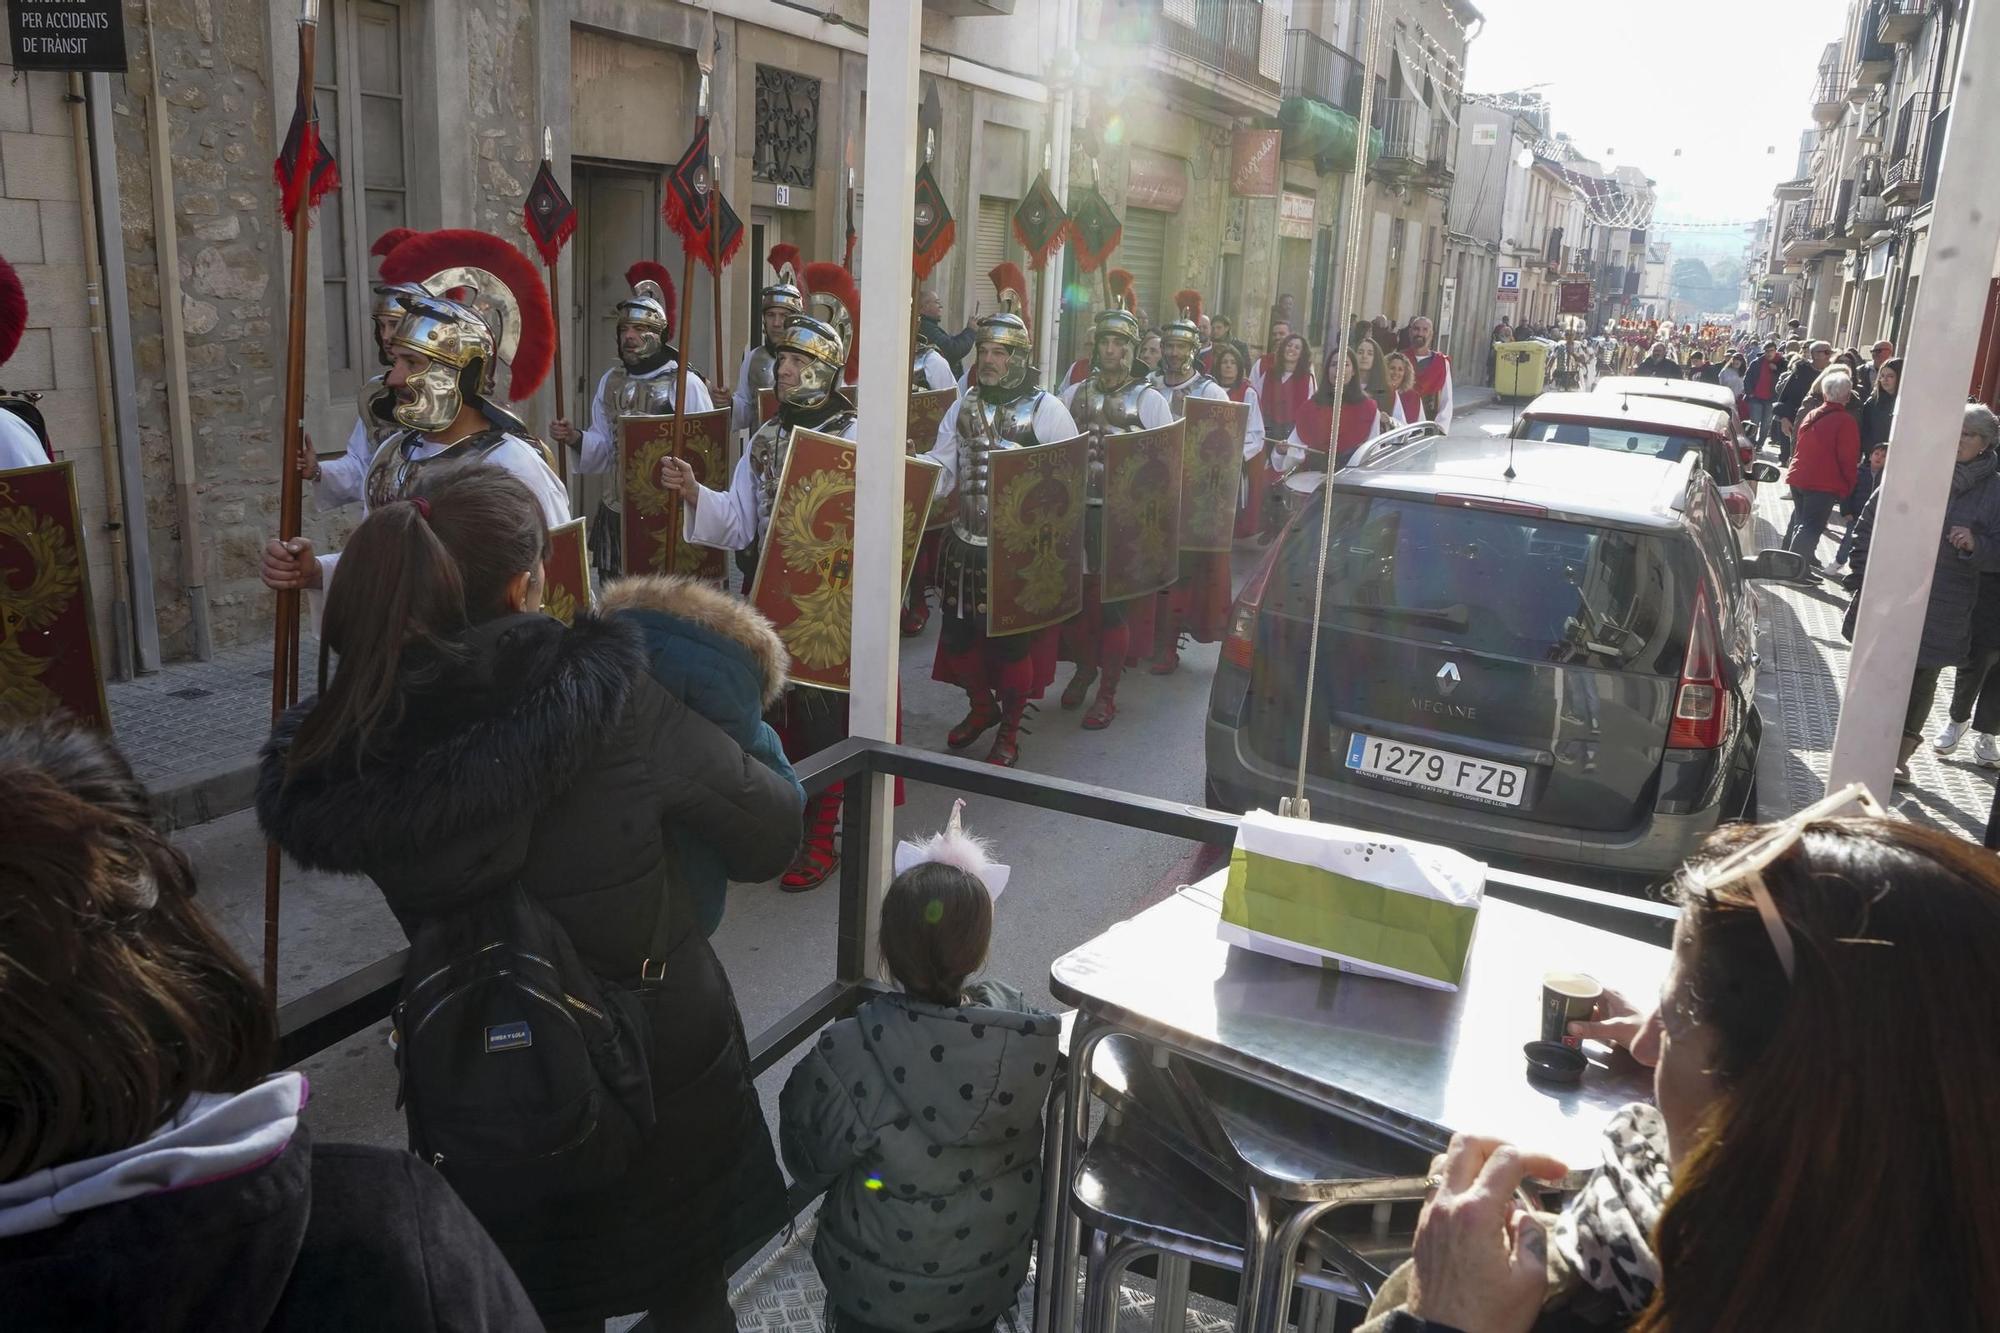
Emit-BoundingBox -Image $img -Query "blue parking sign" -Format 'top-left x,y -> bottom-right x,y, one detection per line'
1498,269 -> 1521,291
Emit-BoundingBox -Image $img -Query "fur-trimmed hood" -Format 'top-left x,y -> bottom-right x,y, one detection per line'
599,574 -> 788,706
257,612 -> 644,908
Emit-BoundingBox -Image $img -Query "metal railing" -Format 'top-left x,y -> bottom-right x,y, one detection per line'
1376,97 -> 1432,165
1883,92 -> 1940,204
1878,0 -> 1936,45
1427,113 -> 1456,178
1149,0 -> 1280,94
1852,1 -> 1895,78
1282,27 -> 1363,115
272,738 -> 1676,1281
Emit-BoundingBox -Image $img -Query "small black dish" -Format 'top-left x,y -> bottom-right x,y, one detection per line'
1523,1040 -> 1586,1085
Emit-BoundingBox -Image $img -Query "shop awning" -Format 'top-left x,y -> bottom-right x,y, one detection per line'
1277,97 -> 1382,171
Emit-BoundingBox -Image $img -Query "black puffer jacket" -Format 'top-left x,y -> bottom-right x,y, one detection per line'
1843,449 -> 2000,667
258,611 -> 802,1326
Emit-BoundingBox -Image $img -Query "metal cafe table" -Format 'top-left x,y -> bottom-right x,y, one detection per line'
1042,872 -> 1669,1332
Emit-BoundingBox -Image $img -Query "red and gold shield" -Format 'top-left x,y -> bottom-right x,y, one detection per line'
757,386 -> 780,426
542,517 -> 590,626
987,434 -> 1088,636
1099,421 -> 1183,603
1180,397 -> 1249,553
620,408 -> 731,581
906,386 -> 957,454
0,461 -> 107,729
749,428 -> 939,692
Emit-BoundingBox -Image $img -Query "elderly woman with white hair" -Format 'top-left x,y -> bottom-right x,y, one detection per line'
1781,367 -> 1860,574
1846,402 -> 2000,781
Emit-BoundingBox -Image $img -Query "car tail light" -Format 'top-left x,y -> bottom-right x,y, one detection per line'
1667,585 -> 1728,748
1721,489 -> 1753,526
1223,542 -> 1282,671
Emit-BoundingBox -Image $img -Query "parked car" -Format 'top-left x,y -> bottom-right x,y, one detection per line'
1204,432 -> 1804,892
1511,391 -> 1764,553
1596,374 -> 1759,474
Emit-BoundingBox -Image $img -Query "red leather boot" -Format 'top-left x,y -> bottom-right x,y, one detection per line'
984,694 -> 1031,767
782,787 -> 842,892
948,691 -> 1001,748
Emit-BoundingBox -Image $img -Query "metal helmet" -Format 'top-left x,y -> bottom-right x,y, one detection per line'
772,314 -> 848,410
615,261 -> 677,367
762,243 -> 806,320
387,295 -> 496,432
374,228 -> 557,411
369,281 -> 431,366
975,261 -> 1033,392
1160,289 -> 1203,369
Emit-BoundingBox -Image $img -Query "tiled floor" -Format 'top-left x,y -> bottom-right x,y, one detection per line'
105,633 -> 318,786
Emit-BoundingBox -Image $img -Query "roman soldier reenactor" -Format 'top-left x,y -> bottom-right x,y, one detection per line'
919,264 -> 1077,767
261,234 -> 571,602
1057,273 -> 1171,730
548,261 -> 713,578
730,244 -> 805,434
1407,315 -> 1454,429
299,228 -> 422,509
661,260 -> 860,891
901,287 -> 967,636
0,251 -> 50,469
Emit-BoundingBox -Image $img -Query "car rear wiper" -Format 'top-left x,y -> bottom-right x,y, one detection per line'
1324,601 -> 1470,628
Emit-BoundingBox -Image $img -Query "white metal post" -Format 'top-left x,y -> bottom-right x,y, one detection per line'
1828,0 -> 2000,796
850,1 -> 921,950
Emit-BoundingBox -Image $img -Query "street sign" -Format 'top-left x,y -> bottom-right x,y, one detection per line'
9,0 -> 127,71
1498,269 -> 1521,291
1438,277 -> 1458,341
1495,289 -> 1518,303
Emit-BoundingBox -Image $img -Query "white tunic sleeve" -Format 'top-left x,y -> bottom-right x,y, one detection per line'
675,368 -> 716,415
1432,358 -> 1455,431
313,415 -> 376,511
684,449 -> 763,551
921,350 -> 960,394
1390,394 -> 1411,428
1034,393 -> 1080,442
1240,388 -> 1266,460
0,411 -> 45,469
490,437 -> 575,529
924,400 -> 963,498
577,369 -> 618,475
732,347 -> 758,434
1060,381 -> 1082,415
1137,386 -> 1174,431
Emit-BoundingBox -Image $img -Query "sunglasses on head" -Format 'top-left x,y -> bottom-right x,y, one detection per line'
1694,782 -> 1885,982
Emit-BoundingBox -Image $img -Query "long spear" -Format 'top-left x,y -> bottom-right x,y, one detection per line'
524,127 -> 577,482
671,70 -> 710,428
266,0 -> 337,1003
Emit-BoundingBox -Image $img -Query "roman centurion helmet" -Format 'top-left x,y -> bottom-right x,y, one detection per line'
1093,268 -> 1142,348
614,260 -> 678,367
1162,289 -> 1204,351
377,229 -> 555,434
762,243 -> 806,318
366,229 -> 427,367
774,262 -> 860,411
974,262 -> 1033,393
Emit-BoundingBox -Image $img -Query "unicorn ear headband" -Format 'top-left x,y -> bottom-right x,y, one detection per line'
893,799 -> 1010,902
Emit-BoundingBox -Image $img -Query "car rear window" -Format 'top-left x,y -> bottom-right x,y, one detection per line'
1518,416 -> 1740,485
1270,493 -> 1685,671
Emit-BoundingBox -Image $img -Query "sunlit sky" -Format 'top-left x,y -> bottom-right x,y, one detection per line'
1463,0 -> 1848,226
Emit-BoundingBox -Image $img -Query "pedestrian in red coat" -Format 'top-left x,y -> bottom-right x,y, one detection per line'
1783,368 -> 1860,576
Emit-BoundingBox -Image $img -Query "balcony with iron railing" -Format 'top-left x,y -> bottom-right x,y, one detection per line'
1282,27 -> 1363,117
1883,92 -> 1943,207
1781,205 -> 1842,263
1879,0 -> 1936,45
1141,0 -> 1281,105
1425,112 -> 1456,186
1374,97 -> 1433,177
1851,2 -> 1895,93
1812,59 -> 1849,125
1849,191 -> 1889,238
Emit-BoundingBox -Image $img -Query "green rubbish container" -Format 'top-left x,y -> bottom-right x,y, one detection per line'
1494,340 -> 1549,402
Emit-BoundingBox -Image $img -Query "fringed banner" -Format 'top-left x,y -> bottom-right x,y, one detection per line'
1012,171 -> 1070,272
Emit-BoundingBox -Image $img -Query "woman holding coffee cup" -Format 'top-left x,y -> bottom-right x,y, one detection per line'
1359,789 -> 2000,1332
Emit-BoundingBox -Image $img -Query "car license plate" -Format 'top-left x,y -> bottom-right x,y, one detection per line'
1344,733 -> 1527,807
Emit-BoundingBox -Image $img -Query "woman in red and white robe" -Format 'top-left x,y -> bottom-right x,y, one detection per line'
1382,350 -> 1425,426
1285,344 -> 1391,485
1244,333 -> 1314,540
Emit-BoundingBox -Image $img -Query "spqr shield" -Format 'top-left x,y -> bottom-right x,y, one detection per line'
749,427 -> 939,692
1099,420 -> 1183,603
0,461 -> 107,728
1180,398 -> 1249,553
985,434 -> 1087,637
542,517 -> 591,626
619,408 -> 731,581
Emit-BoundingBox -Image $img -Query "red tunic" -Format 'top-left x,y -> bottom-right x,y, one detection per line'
1411,352 -> 1450,418
1390,388 -> 1423,423
1292,397 -> 1383,466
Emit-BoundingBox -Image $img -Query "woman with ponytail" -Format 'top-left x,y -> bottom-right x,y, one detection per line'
258,465 -> 803,1332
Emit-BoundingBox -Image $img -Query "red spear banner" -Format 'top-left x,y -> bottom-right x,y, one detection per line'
523,128 -> 576,478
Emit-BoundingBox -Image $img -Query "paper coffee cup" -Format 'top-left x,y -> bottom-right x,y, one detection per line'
1541,971 -> 1603,1048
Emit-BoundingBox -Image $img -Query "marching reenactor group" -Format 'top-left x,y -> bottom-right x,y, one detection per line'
0,131 -> 1438,893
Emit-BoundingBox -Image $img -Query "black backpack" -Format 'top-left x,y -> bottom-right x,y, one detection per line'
393,883 -> 657,1203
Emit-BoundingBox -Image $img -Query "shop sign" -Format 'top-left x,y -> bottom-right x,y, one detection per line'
1126,148 -> 1188,212
9,0 -> 127,71
1278,191 -> 1316,240
1230,129 -> 1282,198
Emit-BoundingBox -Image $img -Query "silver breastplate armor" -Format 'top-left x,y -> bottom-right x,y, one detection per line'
1074,377 -> 1151,503
749,409 -> 859,537
364,429 -> 512,512
1154,370 -> 1216,419
606,367 -> 688,418
746,344 -> 776,391
951,391 -> 1044,544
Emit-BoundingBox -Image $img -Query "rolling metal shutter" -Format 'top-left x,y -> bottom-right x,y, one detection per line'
1120,205 -> 1170,323
976,196 -> 1015,306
